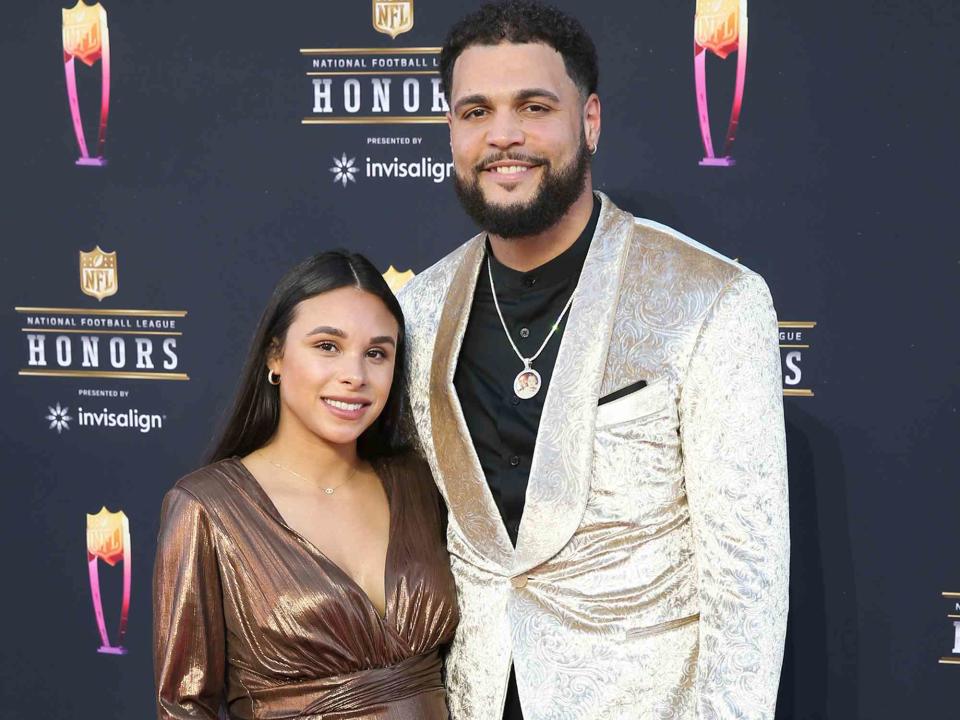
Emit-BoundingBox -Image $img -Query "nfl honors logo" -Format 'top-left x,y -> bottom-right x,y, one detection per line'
373,0 -> 413,39
79,246 -> 117,301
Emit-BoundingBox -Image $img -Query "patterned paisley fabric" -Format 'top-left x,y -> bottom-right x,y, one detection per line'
398,193 -> 789,720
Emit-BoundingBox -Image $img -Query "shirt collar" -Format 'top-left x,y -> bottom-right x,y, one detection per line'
485,193 -> 601,293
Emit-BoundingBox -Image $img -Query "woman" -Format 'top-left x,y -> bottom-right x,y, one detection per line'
153,251 -> 458,719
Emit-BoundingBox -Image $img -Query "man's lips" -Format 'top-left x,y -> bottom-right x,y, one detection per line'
480,160 -> 542,181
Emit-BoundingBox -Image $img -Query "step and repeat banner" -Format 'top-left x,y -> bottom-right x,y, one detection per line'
1,1 -> 957,718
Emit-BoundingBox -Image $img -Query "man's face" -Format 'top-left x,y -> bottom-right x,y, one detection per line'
447,42 -> 597,237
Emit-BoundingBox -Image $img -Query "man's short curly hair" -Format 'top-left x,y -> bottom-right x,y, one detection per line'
440,1 -> 599,100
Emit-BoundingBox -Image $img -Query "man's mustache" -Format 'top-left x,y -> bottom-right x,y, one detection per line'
472,153 -> 549,173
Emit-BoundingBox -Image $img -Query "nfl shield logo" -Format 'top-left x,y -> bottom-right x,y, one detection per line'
694,0 -> 743,59
382,265 -> 415,295
62,1 -> 107,67
373,0 -> 414,39
86,507 -> 128,566
80,246 -> 118,301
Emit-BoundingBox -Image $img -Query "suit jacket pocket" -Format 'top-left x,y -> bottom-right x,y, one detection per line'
595,378 -> 671,429
598,379 -> 648,406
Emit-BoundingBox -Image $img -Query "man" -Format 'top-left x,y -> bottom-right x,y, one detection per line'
398,2 -> 789,718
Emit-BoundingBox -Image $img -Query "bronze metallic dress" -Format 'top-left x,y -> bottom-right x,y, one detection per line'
153,454 -> 459,720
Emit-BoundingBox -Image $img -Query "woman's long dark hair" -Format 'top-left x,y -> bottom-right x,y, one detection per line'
208,250 -> 409,463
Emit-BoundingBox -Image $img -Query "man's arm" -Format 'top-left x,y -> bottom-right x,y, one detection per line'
679,271 -> 790,719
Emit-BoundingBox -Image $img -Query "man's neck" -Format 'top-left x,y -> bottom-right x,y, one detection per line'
488,186 -> 595,272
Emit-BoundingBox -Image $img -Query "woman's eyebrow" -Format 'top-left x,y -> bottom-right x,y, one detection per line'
306,325 -> 345,337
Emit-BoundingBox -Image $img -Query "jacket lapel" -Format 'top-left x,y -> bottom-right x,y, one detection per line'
513,193 -> 636,573
428,235 -> 515,572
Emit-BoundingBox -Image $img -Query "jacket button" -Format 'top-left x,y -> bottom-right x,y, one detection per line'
511,575 -> 528,589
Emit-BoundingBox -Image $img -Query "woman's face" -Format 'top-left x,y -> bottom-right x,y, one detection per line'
268,287 -> 399,448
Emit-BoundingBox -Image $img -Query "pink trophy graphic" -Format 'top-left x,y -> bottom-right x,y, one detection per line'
62,1 -> 111,166
86,507 -> 131,654
694,0 -> 748,166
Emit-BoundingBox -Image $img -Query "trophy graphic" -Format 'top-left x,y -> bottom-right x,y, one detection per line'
86,507 -> 131,655
941,591 -> 960,665
694,0 -> 748,166
62,1 -> 111,166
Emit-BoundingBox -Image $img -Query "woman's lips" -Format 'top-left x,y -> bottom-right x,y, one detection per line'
321,397 -> 370,421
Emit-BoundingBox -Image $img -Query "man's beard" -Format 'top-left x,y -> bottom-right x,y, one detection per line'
452,134 -> 591,239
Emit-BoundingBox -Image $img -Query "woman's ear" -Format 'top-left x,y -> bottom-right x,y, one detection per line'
266,338 -> 283,375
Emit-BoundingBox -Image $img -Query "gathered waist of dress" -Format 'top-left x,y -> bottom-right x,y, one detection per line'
228,650 -> 445,719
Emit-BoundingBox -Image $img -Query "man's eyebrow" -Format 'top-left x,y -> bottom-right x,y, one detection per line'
453,93 -> 489,113
514,88 -> 561,103
370,335 -> 396,346
306,325 -> 345,337
453,88 -> 562,113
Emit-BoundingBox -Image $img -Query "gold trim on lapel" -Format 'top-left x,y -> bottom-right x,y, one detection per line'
428,235 -> 515,572
513,193 -> 636,573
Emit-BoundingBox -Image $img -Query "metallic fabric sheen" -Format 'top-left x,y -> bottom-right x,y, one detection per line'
153,454 -> 459,719
398,193 -> 789,719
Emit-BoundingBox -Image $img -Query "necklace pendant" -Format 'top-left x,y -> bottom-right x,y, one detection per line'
513,364 -> 542,399
323,487 -> 335,495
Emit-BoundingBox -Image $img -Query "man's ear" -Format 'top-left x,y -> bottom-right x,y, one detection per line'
584,93 -> 602,151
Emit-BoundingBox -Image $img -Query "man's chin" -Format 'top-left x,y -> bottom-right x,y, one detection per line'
477,184 -> 539,212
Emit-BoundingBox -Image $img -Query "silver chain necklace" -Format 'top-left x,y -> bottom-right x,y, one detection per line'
268,459 -> 359,496
486,255 -> 576,400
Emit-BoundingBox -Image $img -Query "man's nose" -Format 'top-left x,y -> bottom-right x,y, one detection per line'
485,111 -> 524,149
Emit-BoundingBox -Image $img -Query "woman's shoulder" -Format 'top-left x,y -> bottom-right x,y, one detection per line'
165,457 -> 245,508
157,460 -> 244,551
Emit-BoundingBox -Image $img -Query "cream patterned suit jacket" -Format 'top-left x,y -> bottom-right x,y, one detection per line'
398,193 -> 789,720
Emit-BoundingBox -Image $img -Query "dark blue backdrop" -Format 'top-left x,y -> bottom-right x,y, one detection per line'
2,1 -> 958,717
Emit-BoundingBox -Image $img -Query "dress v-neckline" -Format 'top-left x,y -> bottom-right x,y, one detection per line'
229,456 -> 396,624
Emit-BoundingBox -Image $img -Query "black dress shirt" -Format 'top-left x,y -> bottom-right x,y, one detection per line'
452,195 -> 600,720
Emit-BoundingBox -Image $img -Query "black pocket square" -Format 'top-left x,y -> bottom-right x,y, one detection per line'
598,380 -> 648,406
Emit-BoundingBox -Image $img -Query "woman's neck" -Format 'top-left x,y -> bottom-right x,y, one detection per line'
255,416 -> 359,480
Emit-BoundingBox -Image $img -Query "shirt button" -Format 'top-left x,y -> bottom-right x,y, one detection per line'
511,576 -> 528,589
511,396 -> 520,406
519,327 -> 530,338
523,276 -> 537,287
509,455 -> 520,467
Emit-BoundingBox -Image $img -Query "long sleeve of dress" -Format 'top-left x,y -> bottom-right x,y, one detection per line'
153,487 -> 226,720
679,271 -> 790,719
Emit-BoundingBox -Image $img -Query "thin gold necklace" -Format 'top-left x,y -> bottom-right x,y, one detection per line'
268,459 -> 360,496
